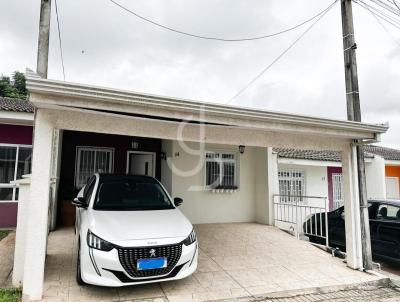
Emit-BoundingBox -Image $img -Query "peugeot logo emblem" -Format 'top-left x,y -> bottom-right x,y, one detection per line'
149,249 -> 156,257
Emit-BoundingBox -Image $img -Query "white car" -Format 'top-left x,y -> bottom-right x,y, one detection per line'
73,174 -> 198,286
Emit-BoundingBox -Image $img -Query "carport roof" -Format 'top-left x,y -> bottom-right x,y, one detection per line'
25,70 -> 388,141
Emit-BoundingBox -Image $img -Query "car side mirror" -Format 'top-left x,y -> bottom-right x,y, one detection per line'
174,197 -> 183,207
72,196 -> 88,208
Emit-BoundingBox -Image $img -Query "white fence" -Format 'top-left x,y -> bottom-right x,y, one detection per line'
273,194 -> 329,247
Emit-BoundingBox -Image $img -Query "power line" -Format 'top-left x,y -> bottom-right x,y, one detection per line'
108,0 -> 337,42
226,1 -> 337,104
393,0 -> 400,11
356,0 -> 400,46
364,0 -> 400,20
355,0 -> 400,28
355,1 -> 400,47
54,0 -> 65,80
363,1 -> 400,24
355,0 -> 400,29
369,0 -> 400,16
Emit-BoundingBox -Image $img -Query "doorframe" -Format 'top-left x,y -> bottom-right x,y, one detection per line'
126,151 -> 156,176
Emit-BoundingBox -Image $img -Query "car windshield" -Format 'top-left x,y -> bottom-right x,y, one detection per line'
93,176 -> 174,211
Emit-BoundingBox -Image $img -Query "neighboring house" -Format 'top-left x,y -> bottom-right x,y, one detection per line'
275,145 -> 400,212
0,97 -> 34,227
364,145 -> 400,200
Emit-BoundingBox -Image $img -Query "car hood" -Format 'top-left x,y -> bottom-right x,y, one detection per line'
87,209 -> 193,243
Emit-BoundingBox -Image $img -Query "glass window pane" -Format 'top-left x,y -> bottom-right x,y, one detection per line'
206,161 -> 220,187
16,147 -> 32,179
278,168 -> 305,203
222,162 -> 235,186
0,188 -> 13,200
0,146 -> 17,184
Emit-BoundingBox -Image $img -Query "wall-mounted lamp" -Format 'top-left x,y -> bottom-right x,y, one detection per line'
239,145 -> 245,154
160,151 -> 166,160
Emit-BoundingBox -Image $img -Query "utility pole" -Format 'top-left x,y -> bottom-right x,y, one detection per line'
340,0 -> 373,270
37,0 -> 52,78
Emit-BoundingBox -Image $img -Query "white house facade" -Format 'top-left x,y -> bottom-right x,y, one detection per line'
275,146 -> 400,215
11,70 -> 389,301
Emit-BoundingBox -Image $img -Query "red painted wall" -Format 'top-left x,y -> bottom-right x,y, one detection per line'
0,203 -> 18,228
327,166 -> 343,210
0,124 -> 33,145
57,130 -> 162,226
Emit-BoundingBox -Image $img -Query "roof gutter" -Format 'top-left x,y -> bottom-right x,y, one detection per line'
25,70 -> 389,138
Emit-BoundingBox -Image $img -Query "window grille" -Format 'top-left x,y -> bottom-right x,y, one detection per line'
75,147 -> 114,189
332,173 -> 344,210
278,168 -> 305,203
0,144 -> 32,202
205,151 -> 237,189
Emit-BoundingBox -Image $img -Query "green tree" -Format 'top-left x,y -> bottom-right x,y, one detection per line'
12,71 -> 27,96
0,71 -> 27,99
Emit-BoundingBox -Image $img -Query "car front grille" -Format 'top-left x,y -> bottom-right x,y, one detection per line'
117,243 -> 183,278
104,262 -> 187,283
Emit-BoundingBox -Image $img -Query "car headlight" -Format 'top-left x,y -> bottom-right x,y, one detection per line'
183,229 -> 197,246
87,230 -> 114,251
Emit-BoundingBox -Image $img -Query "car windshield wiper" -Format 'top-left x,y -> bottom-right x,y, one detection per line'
96,206 -> 174,211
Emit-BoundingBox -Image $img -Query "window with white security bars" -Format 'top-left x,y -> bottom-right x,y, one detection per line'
0,144 -> 32,202
205,152 -> 238,189
75,147 -> 114,189
332,173 -> 344,210
278,168 -> 306,203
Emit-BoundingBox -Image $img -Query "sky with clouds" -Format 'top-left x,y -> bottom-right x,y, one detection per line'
1,0 -> 399,148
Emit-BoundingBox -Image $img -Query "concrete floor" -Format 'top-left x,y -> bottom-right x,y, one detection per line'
41,223 -> 381,302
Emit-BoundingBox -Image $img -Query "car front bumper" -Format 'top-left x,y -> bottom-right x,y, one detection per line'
80,240 -> 198,287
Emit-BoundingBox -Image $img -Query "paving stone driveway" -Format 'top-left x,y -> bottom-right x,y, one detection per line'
230,284 -> 400,302
0,231 -> 15,288
42,223 -> 383,302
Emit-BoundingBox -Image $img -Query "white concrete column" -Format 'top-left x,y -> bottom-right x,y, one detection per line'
267,148 -> 279,225
12,175 -> 31,287
49,129 -> 63,231
341,145 -> 363,270
254,147 -> 278,225
254,147 -> 268,224
22,110 -> 54,301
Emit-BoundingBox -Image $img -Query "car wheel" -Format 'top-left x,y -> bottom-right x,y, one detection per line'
76,239 -> 86,286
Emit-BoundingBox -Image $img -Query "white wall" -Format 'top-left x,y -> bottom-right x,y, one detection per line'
161,141 -> 269,224
365,156 -> 386,199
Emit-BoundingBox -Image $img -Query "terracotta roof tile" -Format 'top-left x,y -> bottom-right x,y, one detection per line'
0,97 -> 34,113
274,148 -> 342,162
274,147 -> 383,162
363,145 -> 400,161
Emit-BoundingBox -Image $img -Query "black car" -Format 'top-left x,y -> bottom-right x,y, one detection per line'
304,199 -> 400,262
